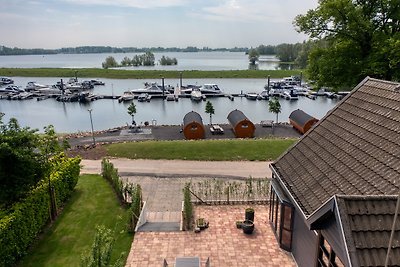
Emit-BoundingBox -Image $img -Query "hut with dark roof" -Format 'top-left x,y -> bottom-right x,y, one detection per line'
269,77 -> 400,267
182,111 -> 205,140
227,109 -> 255,138
289,109 -> 319,134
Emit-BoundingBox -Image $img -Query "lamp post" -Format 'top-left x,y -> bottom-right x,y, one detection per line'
88,108 -> 96,146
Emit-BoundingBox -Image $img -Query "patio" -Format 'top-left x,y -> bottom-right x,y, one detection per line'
125,205 -> 295,267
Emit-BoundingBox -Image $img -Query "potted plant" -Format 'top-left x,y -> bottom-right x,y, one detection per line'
236,220 -> 243,229
241,220 -> 254,234
245,207 -> 254,222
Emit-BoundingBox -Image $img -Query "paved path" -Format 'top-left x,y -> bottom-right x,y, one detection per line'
81,159 -> 272,179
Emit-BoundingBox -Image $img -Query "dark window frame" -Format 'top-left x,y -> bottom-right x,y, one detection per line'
269,183 -> 294,251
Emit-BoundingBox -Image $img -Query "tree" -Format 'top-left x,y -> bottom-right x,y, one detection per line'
102,56 -> 118,69
205,101 -> 215,125
0,115 -> 59,207
80,225 -> 124,267
248,49 -> 260,65
142,51 -> 155,66
268,97 -> 281,134
127,102 -> 137,125
294,0 -> 400,88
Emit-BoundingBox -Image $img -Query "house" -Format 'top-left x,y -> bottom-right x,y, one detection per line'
182,111 -> 205,140
227,109 -> 255,138
289,109 -> 319,134
269,77 -> 400,267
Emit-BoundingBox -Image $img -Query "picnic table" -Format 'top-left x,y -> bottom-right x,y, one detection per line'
210,124 -> 224,134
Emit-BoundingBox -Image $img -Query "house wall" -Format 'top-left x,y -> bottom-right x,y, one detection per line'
233,120 -> 255,138
291,209 -> 318,267
183,122 -> 205,139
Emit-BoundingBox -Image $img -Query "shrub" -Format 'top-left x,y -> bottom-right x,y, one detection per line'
0,154 -> 81,266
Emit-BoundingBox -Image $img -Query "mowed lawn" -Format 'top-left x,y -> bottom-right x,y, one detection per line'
19,174 -> 133,267
106,138 -> 296,161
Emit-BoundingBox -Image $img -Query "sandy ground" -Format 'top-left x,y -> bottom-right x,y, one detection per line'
80,158 -> 272,179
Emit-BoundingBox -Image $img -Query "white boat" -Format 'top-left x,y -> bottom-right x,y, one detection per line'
282,89 -> 299,100
190,89 -> 203,101
90,79 -> 105,85
245,92 -> 258,100
257,90 -> 269,100
199,84 -> 222,94
0,85 -> 24,93
25,82 -> 50,92
131,82 -> 173,95
0,77 -> 14,85
165,94 -> 178,101
118,91 -> 135,102
137,93 -> 151,102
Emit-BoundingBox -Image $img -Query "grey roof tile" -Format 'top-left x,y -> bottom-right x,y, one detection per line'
272,78 -> 400,216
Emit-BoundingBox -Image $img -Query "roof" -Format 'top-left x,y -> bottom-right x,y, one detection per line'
289,109 -> 317,126
271,77 -> 400,216
336,195 -> 400,267
183,111 -> 203,126
227,109 -> 251,125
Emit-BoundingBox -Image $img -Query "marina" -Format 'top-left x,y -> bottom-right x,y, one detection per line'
0,76 -> 342,133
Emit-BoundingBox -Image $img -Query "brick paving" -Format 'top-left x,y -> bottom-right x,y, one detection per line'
125,205 -> 295,267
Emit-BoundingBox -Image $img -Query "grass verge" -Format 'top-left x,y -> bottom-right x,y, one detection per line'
106,138 -> 296,161
0,68 -> 304,79
18,174 -> 133,267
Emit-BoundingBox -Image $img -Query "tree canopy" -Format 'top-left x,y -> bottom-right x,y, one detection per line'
294,0 -> 400,88
205,101 -> 215,125
0,115 -> 67,208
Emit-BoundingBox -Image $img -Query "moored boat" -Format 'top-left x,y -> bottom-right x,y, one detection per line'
190,88 -> 203,101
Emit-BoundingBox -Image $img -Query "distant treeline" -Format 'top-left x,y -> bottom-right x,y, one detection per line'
0,45 -> 249,56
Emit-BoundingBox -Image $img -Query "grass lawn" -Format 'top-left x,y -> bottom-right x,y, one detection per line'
0,68 -> 304,79
18,174 -> 133,267
106,138 -> 296,161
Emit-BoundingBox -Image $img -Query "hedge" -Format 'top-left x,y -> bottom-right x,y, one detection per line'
0,154 -> 81,267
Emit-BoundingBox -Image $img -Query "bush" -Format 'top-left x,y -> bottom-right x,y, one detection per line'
0,154 -> 81,267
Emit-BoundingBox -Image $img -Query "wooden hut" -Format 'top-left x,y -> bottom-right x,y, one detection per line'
289,109 -> 318,134
182,111 -> 205,140
227,109 -> 255,138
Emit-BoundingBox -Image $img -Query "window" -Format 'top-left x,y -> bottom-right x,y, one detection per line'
316,233 -> 345,267
269,184 -> 294,251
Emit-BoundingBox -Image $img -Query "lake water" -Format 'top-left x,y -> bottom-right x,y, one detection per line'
0,52 -> 285,70
0,76 -> 340,133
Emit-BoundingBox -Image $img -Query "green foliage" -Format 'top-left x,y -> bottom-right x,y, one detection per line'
205,101 -> 215,125
268,97 -> 282,123
128,185 -> 142,233
255,44 -> 276,55
17,174 -> 133,267
120,56 -> 132,67
294,0 -> 400,87
102,56 -> 118,69
0,155 -> 81,267
80,225 -> 124,267
248,49 -> 260,64
183,183 -> 193,230
275,43 -> 303,62
159,55 -> 178,66
127,102 -> 137,125
0,116 -> 44,207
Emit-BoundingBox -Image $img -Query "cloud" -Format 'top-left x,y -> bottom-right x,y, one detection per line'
62,0 -> 188,9
193,0 -> 317,23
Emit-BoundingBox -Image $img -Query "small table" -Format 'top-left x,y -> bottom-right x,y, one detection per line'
175,257 -> 200,267
210,124 -> 224,134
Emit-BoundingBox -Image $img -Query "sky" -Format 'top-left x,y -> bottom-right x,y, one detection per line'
0,0 -> 319,49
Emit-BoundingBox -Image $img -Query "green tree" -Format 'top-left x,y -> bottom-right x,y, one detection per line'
294,0 -> 400,88
248,49 -> 260,65
268,97 -> 281,134
142,51 -> 155,66
80,225 -> 124,267
102,56 -> 118,69
275,43 -> 302,62
127,102 -> 137,125
120,56 -> 132,66
0,115 -> 45,207
205,101 -> 215,125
